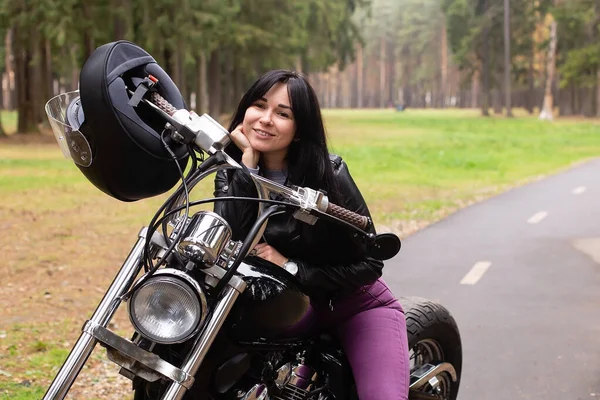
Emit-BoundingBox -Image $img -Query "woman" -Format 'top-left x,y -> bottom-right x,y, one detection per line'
214,69 -> 410,400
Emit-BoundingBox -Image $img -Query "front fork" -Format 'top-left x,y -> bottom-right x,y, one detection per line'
159,284 -> 241,399
43,227 -> 247,400
43,227 -> 149,400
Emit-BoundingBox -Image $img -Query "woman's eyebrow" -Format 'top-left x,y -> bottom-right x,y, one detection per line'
278,104 -> 291,109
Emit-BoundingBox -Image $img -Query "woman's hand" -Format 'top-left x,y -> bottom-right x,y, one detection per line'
252,242 -> 288,267
230,124 -> 260,169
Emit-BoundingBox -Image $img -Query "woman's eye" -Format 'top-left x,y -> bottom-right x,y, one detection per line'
278,112 -> 290,118
253,102 -> 266,109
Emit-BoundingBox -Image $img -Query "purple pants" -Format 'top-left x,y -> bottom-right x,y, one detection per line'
287,278 -> 410,400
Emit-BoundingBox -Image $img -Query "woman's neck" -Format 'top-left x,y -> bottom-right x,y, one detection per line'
262,152 -> 287,171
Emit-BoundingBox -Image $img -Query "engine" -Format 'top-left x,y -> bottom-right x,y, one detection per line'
238,362 -> 319,400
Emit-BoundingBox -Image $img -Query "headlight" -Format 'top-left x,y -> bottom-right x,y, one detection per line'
177,211 -> 232,265
128,269 -> 207,344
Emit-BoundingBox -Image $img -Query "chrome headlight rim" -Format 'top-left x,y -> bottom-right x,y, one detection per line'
128,268 -> 207,344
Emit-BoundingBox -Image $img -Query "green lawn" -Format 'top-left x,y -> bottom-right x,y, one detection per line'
324,109 -> 600,223
2,108 -> 600,226
1,108 -> 600,398
1,110 -> 17,134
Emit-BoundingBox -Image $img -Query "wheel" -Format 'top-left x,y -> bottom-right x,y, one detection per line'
399,297 -> 462,400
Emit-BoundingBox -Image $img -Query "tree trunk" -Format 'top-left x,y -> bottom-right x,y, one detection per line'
503,0 -> 513,117
14,40 -> 38,133
331,64 -> 339,108
341,66 -> 350,108
113,0 -> 132,39
44,39 -> 53,99
221,50 -> 234,114
481,35 -> 490,115
0,77 -> 5,135
356,44 -> 363,108
81,3 -> 95,60
208,51 -> 221,117
114,7 -> 125,39
526,43 -> 535,114
493,87 -> 503,114
402,45 -> 412,107
440,19 -> 448,108
175,44 -> 185,100
379,37 -> 386,108
480,0 -> 490,116
295,56 -> 303,74
596,69 -> 600,117
471,70 -> 479,108
31,35 -> 44,127
233,60 -> 244,110
388,38 -> 395,106
71,46 -> 79,90
196,52 -> 209,114
539,20 -> 557,121
4,29 -> 15,110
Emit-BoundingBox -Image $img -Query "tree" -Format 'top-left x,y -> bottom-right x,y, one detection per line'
539,17 -> 557,121
552,0 -> 600,117
503,0 -> 512,117
442,0 -> 505,116
0,0 -> 369,131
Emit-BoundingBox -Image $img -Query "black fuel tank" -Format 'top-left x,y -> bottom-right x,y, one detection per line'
227,257 -> 312,340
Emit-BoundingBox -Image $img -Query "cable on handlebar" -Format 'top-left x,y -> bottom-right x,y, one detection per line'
212,204 -> 287,296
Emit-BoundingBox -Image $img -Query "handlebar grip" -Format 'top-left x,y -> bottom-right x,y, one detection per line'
149,92 -> 177,115
326,202 -> 370,230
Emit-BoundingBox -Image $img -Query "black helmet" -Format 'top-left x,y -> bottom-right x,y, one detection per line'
46,41 -> 189,202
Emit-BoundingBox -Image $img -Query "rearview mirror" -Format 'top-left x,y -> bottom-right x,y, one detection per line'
367,233 -> 401,261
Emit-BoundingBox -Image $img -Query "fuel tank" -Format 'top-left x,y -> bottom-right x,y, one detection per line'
226,257 -> 312,340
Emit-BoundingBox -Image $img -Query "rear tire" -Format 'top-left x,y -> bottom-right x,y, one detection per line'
399,296 -> 462,400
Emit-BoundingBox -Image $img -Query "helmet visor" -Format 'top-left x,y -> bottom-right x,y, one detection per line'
45,91 -> 93,167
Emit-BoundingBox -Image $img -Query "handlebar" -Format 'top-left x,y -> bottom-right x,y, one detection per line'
326,202 -> 370,230
250,174 -> 371,231
149,92 -> 177,115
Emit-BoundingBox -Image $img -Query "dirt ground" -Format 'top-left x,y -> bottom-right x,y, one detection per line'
0,134 -> 149,398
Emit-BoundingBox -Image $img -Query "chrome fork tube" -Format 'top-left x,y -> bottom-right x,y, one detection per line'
161,285 -> 242,400
43,228 -> 148,400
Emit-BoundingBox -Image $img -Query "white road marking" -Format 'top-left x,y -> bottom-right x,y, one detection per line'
572,238 -> 600,265
460,261 -> 491,285
572,186 -> 586,195
527,211 -> 548,224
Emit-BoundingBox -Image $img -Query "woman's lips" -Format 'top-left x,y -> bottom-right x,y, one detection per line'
254,128 -> 274,137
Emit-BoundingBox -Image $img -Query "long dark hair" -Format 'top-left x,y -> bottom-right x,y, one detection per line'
226,69 -> 340,202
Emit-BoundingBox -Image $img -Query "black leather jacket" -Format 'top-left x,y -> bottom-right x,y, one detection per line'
213,155 -> 383,303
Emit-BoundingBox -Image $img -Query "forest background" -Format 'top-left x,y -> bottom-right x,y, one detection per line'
0,0 -> 598,135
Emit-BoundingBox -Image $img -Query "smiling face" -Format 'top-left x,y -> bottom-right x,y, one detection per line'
242,82 -> 296,170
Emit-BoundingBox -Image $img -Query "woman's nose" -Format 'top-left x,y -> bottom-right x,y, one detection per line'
259,110 -> 273,125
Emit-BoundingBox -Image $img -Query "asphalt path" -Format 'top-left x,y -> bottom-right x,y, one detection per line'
384,158 -> 600,400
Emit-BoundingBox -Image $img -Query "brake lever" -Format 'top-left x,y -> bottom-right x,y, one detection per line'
249,174 -> 328,225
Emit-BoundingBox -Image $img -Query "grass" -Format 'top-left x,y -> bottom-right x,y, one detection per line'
0,323 -> 71,399
1,110 -> 17,134
0,384 -> 46,400
0,322 -> 122,400
324,109 -> 600,222
1,108 -> 600,399
2,108 -> 600,224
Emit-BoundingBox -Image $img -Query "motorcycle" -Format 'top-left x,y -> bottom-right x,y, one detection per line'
42,41 -> 462,400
